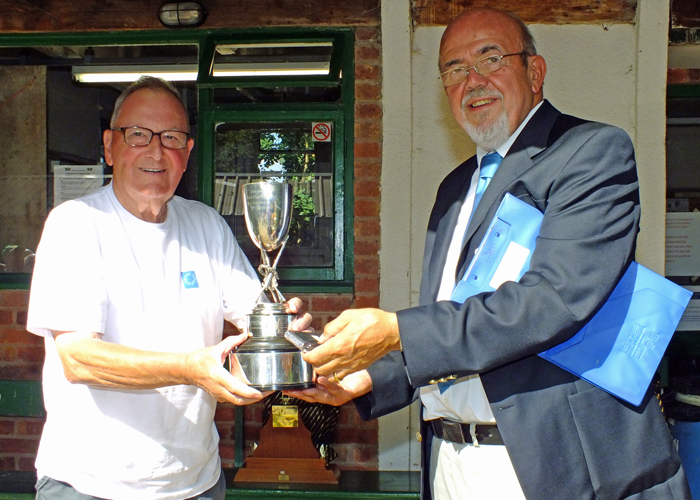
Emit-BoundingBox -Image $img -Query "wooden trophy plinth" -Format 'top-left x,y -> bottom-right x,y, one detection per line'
234,403 -> 339,484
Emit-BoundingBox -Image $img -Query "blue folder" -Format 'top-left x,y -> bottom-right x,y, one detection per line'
451,193 -> 692,406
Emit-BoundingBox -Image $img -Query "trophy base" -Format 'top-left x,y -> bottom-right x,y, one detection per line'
250,381 -> 316,391
230,338 -> 315,390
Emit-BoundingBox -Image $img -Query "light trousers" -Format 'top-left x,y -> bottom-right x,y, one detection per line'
429,436 -> 526,500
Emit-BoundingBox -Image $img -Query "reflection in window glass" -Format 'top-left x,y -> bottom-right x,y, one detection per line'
215,122 -> 334,269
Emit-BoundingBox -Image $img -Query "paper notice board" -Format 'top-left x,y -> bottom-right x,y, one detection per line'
666,212 -> 700,277
53,164 -> 109,206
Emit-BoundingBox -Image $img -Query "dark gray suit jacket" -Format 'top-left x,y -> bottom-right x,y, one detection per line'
356,101 -> 691,500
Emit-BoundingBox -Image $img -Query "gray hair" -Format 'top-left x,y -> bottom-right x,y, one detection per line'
502,10 -> 538,64
109,76 -> 189,130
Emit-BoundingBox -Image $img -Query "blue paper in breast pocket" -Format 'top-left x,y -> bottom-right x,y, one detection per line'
451,193 -> 543,303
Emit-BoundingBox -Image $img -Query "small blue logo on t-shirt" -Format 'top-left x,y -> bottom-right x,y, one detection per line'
181,271 -> 199,289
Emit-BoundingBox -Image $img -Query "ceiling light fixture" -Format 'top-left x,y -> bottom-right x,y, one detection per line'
72,63 -> 331,83
158,2 -> 207,28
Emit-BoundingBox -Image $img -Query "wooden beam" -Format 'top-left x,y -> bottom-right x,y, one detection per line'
0,0 -> 380,33
412,0 -> 637,26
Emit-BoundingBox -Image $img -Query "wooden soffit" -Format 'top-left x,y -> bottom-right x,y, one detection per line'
0,0 -> 380,33
412,0 -> 637,27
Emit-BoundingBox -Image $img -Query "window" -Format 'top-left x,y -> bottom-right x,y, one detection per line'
0,30 -> 354,291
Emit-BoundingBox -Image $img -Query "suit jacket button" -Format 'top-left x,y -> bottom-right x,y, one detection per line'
447,375 -> 457,380
429,379 -> 438,385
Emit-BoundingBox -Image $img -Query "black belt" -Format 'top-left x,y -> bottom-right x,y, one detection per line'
430,419 -> 503,446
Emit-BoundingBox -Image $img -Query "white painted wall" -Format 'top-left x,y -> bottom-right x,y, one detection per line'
379,0 -> 670,470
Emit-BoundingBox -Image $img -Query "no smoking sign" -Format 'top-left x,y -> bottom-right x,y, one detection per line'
312,122 -> 332,142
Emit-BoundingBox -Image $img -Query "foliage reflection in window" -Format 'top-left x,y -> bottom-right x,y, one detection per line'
215,122 -> 334,268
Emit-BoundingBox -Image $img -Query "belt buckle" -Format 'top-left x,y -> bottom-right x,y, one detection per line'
440,420 -> 467,444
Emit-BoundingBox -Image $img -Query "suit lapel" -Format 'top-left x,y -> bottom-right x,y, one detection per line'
427,159 -> 477,298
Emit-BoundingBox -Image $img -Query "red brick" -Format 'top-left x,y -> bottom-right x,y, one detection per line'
337,405 -> 360,425
355,120 -> 381,139
354,142 -> 381,159
355,102 -> 382,119
354,160 -> 381,179
355,27 -> 380,42
0,328 -> 42,345
354,179 -> 380,197
354,239 -> 380,256
309,316 -> 326,332
355,277 -> 379,293
354,199 -> 380,217
215,405 -> 236,421
0,438 -> 40,454
354,219 -> 380,238
356,64 -> 380,81
15,311 -> 27,326
219,443 -> 235,460
0,419 -> 15,435
310,295 -> 354,313
335,427 -> 378,444
216,423 -> 233,441
16,419 -> 44,437
244,404 -> 265,422
355,257 -> 379,275
0,291 -> 29,308
0,365 -> 42,380
16,345 -> 45,364
355,44 -> 380,62
18,456 -> 36,471
0,457 -> 16,470
0,344 -> 18,362
354,295 -> 380,309
0,311 -> 13,325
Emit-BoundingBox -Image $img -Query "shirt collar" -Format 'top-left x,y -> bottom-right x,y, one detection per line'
476,100 -> 544,165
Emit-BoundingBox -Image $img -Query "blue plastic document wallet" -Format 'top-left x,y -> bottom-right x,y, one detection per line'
451,193 -> 692,406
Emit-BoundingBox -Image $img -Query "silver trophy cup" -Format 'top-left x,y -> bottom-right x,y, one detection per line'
229,181 -> 314,390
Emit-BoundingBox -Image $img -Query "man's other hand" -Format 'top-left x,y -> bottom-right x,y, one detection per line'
302,308 -> 401,380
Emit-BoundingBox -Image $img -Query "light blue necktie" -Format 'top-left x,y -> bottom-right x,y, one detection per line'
472,152 -> 502,212
439,152 -> 503,393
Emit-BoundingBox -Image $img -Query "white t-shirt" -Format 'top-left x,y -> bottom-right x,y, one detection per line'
27,184 -> 261,500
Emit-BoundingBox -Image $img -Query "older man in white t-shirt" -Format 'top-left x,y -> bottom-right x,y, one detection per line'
27,76 -> 309,500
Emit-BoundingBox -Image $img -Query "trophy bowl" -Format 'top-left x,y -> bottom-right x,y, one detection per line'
243,181 -> 293,254
231,180 -> 315,390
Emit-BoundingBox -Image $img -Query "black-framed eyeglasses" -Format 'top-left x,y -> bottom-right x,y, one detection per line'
439,52 -> 529,87
113,126 -> 190,150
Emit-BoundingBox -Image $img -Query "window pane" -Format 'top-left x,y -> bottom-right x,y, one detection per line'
212,42 -> 333,78
214,122 -> 334,269
0,44 -> 199,275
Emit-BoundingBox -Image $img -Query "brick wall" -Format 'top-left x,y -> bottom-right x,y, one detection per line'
0,290 -> 44,471
0,24 -> 383,474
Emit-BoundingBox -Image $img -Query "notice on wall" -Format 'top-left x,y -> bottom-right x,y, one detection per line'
666,212 -> 700,277
677,286 -> 700,331
53,164 -> 106,207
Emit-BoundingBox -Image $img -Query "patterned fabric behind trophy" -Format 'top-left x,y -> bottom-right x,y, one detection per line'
262,392 -> 340,464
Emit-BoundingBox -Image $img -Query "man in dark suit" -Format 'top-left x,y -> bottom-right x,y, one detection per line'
289,7 -> 691,500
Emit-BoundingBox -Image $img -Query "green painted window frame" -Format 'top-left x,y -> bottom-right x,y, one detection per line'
0,29 -> 355,292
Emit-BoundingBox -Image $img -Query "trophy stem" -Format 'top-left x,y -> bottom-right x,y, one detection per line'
255,236 -> 288,304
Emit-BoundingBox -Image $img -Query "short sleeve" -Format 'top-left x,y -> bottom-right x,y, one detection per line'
26,202 -> 108,337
